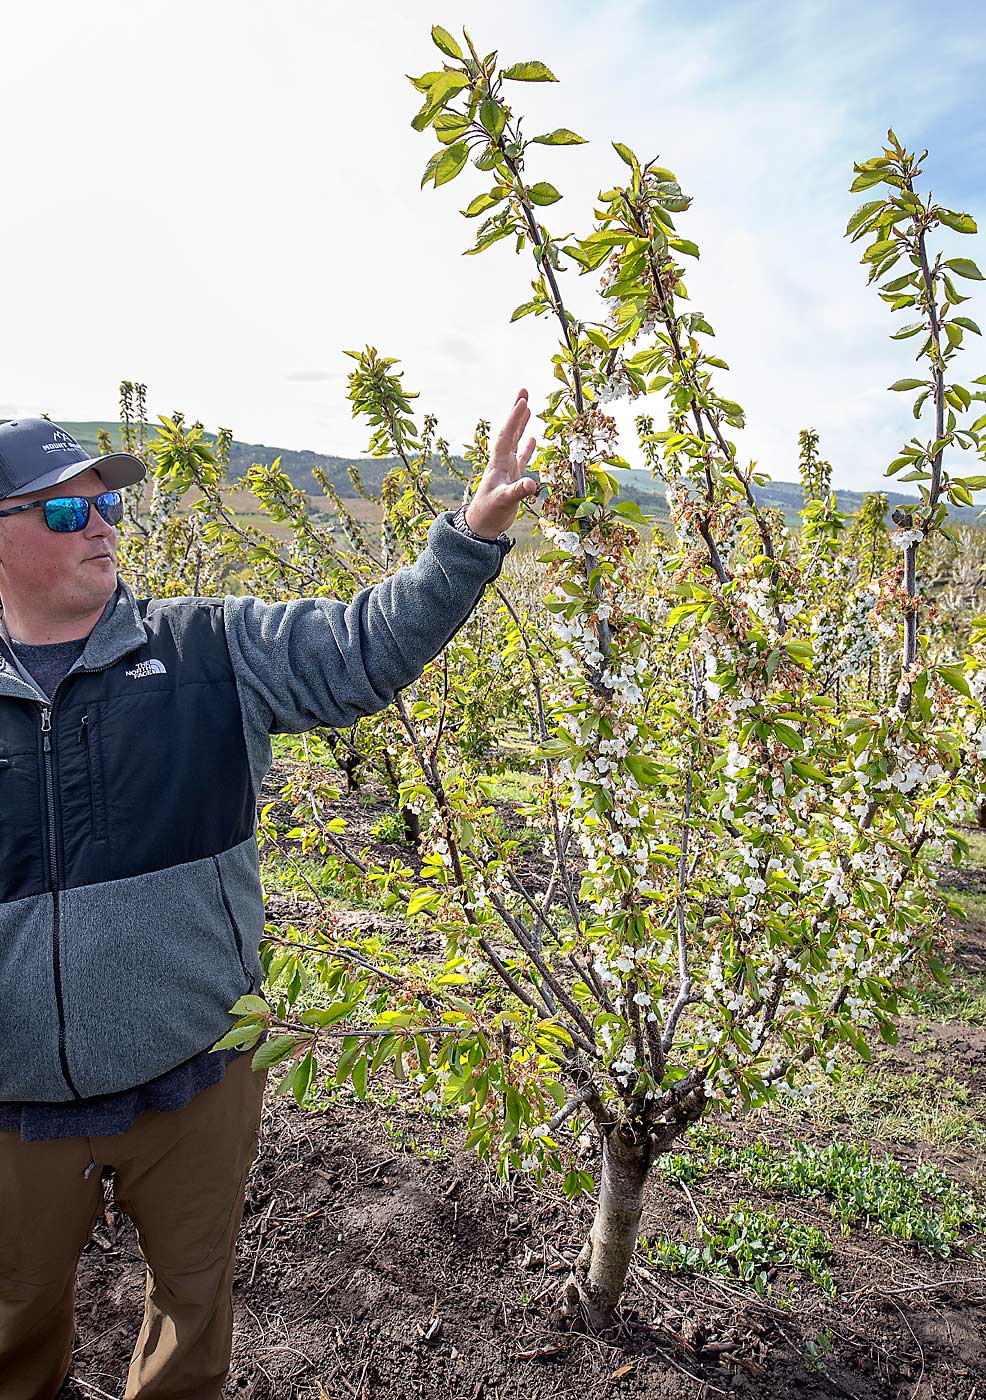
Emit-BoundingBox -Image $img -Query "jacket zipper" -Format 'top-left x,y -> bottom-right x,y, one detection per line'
42,704 -> 82,1099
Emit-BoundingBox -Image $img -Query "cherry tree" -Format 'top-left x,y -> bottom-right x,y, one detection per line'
197,34 -> 986,1325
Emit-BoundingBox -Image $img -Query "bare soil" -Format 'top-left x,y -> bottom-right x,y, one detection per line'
63,786 -> 986,1400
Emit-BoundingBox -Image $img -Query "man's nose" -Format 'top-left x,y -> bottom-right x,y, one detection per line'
83,506 -> 115,541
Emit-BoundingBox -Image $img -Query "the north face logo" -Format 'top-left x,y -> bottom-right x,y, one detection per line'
41,427 -> 82,456
126,660 -> 167,680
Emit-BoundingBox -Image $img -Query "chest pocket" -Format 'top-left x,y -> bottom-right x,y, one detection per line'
57,678 -> 255,888
78,711 -> 108,842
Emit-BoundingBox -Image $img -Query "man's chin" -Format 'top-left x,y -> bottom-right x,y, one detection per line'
81,565 -> 119,609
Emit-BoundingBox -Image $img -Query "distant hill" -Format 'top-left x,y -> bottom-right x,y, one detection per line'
49,421 -> 980,526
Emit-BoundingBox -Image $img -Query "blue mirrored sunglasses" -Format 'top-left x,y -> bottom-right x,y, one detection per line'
0,491 -> 125,533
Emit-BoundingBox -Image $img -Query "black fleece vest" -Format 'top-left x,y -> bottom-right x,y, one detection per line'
0,600 -> 256,904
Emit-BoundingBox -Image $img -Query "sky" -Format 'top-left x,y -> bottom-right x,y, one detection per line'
1,0 -> 983,492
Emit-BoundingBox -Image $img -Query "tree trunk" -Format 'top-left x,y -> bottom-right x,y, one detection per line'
565,1124 -> 652,1329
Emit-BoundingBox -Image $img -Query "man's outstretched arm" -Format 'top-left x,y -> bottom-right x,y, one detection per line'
223,390 -> 537,759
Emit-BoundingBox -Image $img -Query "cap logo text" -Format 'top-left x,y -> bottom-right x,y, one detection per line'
41,428 -> 81,456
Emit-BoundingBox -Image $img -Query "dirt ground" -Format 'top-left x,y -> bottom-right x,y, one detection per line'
62,787 -> 986,1400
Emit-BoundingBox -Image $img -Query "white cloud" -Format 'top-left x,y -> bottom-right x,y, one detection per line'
0,0 -> 981,491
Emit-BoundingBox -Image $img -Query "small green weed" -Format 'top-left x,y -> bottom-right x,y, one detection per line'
658,1128 -> 986,1255
804,1329 -> 835,1372
382,1117 -> 447,1162
370,807 -> 413,845
642,1204 -> 835,1296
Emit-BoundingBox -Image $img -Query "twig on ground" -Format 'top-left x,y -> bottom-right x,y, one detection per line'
73,1383 -> 120,1400
248,1197 -> 277,1287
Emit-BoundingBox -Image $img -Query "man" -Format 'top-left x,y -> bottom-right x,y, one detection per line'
0,398 -> 537,1399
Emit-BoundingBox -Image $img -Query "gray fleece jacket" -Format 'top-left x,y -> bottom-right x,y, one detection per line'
0,512 -> 508,1102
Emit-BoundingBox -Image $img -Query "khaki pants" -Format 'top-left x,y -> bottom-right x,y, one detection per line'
0,1052 -> 267,1400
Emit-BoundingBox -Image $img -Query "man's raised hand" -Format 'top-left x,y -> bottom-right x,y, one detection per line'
463,388 -> 538,539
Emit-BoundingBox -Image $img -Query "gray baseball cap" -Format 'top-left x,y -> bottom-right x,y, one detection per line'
0,418 -> 146,503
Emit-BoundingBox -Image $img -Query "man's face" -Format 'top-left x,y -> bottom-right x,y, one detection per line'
0,468 -> 119,624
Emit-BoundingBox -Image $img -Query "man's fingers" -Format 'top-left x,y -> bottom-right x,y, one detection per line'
518,436 -> 536,471
497,406 -> 530,458
493,393 -> 532,458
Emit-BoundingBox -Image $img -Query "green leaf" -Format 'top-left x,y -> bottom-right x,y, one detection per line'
411,71 -> 470,132
863,237 -> 897,263
406,887 -> 440,916
463,189 -> 505,218
845,199 -> 885,236
252,1034 -> 300,1070
612,499 -> 651,527
953,316 -> 982,335
889,379 -> 926,391
464,223 -> 513,255
771,722 -> 804,752
945,258 -> 984,281
501,60 -> 557,82
528,182 -> 562,206
211,1024 -> 263,1052
890,321 -> 925,340
944,275 -> 971,306
351,1055 -> 368,1100
408,69 -> 445,95
479,99 -> 506,139
850,170 -> 887,192
939,665 -> 972,697
431,24 -> 463,60
230,994 -> 269,1017
938,210 -> 977,235
531,128 -> 586,146
434,112 -> 470,146
335,1036 -> 363,1085
669,237 -> 700,259
291,1050 -> 316,1106
503,1085 -> 524,1138
434,142 -> 470,187
612,141 -> 638,169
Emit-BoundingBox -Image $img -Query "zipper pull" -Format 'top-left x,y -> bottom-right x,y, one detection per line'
41,706 -> 52,752
78,714 -> 89,744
